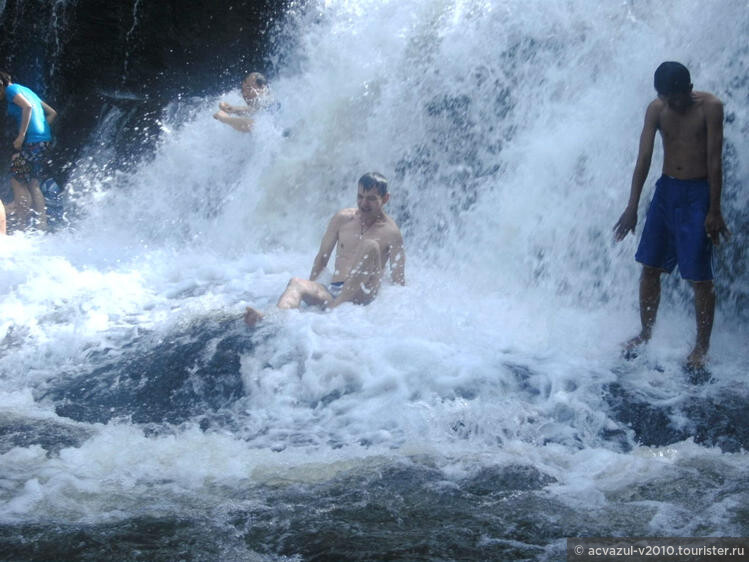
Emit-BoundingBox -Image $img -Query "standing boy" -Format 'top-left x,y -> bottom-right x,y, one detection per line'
614,62 -> 729,370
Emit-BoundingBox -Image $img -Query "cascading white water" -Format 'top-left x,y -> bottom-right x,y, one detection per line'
1,0 -> 747,557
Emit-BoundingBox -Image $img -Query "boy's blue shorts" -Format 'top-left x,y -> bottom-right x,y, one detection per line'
635,175 -> 713,281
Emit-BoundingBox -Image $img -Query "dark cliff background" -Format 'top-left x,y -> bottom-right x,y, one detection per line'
0,0 -> 290,199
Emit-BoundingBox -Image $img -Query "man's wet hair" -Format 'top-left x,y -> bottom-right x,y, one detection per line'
245,72 -> 267,88
0,70 -> 11,87
654,62 -> 691,95
358,172 -> 388,196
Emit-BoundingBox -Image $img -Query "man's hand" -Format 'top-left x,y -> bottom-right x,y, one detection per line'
705,210 -> 730,245
218,101 -> 231,112
613,206 -> 637,241
12,135 -> 24,151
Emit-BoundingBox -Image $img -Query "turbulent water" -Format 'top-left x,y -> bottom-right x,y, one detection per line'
1,1 -> 748,560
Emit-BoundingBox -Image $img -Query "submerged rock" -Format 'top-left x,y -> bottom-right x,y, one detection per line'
0,413 -> 94,456
604,381 -> 749,452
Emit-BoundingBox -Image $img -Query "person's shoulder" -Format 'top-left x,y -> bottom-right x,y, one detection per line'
693,91 -> 723,126
332,208 -> 357,223
384,215 -> 403,239
695,90 -> 721,102
696,91 -> 723,110
644,98 -> 664,123
646,97 -> 665,113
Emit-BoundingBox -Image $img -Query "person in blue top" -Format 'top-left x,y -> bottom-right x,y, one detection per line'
0,70 -> 57,231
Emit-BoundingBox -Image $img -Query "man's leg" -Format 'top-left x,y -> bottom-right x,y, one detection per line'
28,178 -> 48,231
0,200 -> 6,235
624,265 -> 662,352
244,277 -> 332,328
277,278 -> 333,309
9,178 -> 31,230
332,238 -> 382,307
245,239 -> 383,328
687,281 -> 715,369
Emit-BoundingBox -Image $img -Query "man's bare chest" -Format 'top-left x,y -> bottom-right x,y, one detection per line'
660,110 -> 706,144
338,220 -> 390,254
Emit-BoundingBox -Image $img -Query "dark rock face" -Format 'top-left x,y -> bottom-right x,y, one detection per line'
45,316 -> 252,426
0,0 -> 289,195
605,381 -> 749,453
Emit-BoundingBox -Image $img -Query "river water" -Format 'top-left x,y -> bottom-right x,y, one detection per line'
1,1 -> 748,559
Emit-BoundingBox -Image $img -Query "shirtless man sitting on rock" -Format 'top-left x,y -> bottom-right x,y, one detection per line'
244,172 -> 406,327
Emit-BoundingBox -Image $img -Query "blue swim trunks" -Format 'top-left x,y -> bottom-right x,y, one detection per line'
635,175 -> 713,281
328,281 -> 344,299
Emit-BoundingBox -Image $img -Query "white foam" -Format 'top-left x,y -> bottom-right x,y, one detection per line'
0,0 -> 747,533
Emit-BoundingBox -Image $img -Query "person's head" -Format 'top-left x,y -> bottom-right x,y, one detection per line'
357,172 -> 389,216
241,72 -> 268,104
654,61 -> 693,111
0,70 -> 11,99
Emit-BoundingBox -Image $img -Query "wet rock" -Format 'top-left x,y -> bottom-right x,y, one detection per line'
0,413 -> 93,455
604,382 -> 749,452
46,316 -> 251,425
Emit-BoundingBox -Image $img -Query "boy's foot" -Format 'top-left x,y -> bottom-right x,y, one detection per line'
684,347 -> 711,383
685,346 -> 708,371
621,334 -> 648,360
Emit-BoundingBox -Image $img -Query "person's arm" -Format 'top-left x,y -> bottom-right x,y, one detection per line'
614,101 -> 659,241
389,233 -> 406,285
704,97 -> 729,244
218,101 -> 252,115
12,93 -> 33,151
213,111 -> 254,132
309,214 -> 341,281
41,100 -> 57,125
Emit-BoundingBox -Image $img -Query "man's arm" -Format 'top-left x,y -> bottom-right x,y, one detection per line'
213,111 -> 254,132
218,101 -> 253,115
12,93 -> 33,151
614,101 -> 659,241
704,97 -> 729,244
41,101 -> 57,125
389,234 -> 406,285
309,213 -> 341,281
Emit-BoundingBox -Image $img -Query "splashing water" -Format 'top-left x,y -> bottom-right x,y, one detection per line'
1,0 -> 747,558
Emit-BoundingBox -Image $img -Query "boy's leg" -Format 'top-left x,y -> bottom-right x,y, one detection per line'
28,178 -> 48,231
639,265 -> 662,341
9,177 -> 31,229
623,265 -> 663,353
688,280 -> 715,369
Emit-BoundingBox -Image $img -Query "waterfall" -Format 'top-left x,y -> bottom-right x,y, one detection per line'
1,1 -> 747,558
